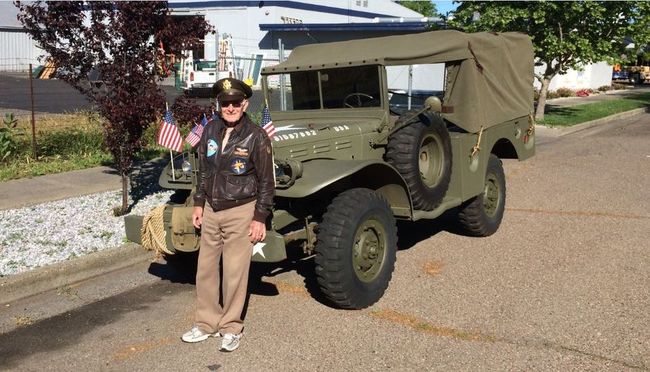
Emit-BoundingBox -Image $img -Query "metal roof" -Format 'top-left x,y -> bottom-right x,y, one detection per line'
169,1 -> 395,19
259,21 -> 442,32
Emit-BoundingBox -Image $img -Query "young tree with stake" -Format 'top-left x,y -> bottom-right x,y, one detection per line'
17,1 -> 213,214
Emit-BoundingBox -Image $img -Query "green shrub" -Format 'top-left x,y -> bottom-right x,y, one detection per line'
546,90 -> 560,99
36,126 -> 105,157
597,85 -> 612,92
555,87 -> 575,97
1,113 -> 23,162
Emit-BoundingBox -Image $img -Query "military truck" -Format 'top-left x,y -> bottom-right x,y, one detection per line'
126,30 -> 535,309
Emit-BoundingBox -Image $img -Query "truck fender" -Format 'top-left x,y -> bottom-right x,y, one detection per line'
275,159 -> 412,217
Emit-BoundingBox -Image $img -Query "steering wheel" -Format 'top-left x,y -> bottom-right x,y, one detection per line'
344,93 -> 375,108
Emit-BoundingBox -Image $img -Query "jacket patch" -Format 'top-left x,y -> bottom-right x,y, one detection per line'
233,146 -> 249,157
207,139 -> 218,157
230,158 -> 247,175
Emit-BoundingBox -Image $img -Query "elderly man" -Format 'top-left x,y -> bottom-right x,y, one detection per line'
181,78 -> 275,352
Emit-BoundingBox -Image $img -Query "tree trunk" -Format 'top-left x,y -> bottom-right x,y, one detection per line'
535,77 -> 552,121
121,173 -> 128,215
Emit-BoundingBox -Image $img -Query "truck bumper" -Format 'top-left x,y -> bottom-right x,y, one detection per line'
124,210 -> 287,263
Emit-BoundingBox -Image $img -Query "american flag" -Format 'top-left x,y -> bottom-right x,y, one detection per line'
185,114 -> 208,147
261,105 -> 276,138
157,110 -> 183,152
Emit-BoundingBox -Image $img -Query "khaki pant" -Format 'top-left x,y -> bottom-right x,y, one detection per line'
195,201 -> 255,335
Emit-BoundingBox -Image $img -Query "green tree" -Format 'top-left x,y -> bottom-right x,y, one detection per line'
396,1 -> 439,17
449,1 -> 650,120
17,1 -> 213,214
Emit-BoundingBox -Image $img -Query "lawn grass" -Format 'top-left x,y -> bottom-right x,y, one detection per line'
539,92 -> 650,127
0,111 -> 166,181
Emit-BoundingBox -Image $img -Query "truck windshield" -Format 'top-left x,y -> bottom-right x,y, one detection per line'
264,65 -> 382,111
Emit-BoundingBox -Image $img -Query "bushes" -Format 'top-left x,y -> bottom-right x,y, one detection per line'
555,87 -> 576,97
1,113 -> 22,162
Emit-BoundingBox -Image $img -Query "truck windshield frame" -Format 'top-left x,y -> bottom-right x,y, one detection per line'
263,65 -> 383,112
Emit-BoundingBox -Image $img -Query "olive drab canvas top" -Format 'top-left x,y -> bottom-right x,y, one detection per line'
261,30 -> 534,134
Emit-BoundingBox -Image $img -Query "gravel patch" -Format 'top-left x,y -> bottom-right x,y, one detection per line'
0,190 -> 174,276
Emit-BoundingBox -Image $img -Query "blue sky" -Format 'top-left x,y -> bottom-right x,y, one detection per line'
433,0 -> 459,16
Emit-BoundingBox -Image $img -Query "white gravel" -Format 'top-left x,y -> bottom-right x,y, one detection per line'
0,190 -> 174,276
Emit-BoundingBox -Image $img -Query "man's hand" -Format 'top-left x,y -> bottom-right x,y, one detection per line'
249,220 -> 266,243
192,206 -> 203,229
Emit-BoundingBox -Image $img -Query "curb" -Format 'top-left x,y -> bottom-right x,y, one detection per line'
538,107 -> 648,136
0,243 -> 153,305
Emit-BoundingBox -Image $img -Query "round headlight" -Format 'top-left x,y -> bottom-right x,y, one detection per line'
181,160 -> 192,175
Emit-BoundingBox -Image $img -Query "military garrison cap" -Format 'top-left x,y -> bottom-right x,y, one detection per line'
213,78 -> 253,100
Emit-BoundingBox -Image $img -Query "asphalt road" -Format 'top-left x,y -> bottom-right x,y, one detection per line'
1,114 -> 649,371
0,72 -> 267,117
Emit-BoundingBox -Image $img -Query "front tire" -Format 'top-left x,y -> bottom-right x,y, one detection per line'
315,188 -> 397,309
457,154 -> 506,236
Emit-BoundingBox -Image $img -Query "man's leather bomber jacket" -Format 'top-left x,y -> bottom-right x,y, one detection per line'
193,113 -> 275,222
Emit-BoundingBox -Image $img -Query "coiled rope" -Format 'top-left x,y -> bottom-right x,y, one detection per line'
141,205 -> 174,257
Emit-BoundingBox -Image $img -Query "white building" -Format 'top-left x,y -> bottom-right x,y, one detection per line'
0,1 -> 43,72
168,0 -> 439,86
534,62 -> 613,91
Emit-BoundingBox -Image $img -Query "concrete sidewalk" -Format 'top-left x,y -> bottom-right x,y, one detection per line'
0,165 -> 123,211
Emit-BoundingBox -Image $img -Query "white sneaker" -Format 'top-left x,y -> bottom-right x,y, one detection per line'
181,326 -> 218,343
220,333 -> 242,352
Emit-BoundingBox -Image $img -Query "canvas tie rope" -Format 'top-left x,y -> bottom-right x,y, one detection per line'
471,126 -> 484,157
141,205 -> 174,257
524,113 -> 535,143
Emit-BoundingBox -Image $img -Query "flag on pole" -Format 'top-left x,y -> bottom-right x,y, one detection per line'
261,105 -> 276,138
157,109 -> 183,152
185,114 -> 208,147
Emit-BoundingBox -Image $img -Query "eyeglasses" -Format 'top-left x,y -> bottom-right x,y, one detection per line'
220,100 -> 243,108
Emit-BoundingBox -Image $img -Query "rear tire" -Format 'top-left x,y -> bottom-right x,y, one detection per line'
386,110 -> 452,211
457,154 -> 506,237
315,188 -> 397,309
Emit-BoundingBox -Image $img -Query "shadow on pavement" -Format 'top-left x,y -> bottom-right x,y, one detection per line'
0,280 -> 188,369
147,252 -> 198,285
144,206 -> 485,315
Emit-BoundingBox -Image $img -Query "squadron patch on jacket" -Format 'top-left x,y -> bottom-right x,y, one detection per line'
230,158 -> 247,175
207,139 -> 218,157
233,146 -> 249,157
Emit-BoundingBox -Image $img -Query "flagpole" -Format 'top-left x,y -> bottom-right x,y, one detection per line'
166,102 -> 176,181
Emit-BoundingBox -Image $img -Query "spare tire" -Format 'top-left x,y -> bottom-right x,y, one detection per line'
386,110 -> 452,211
